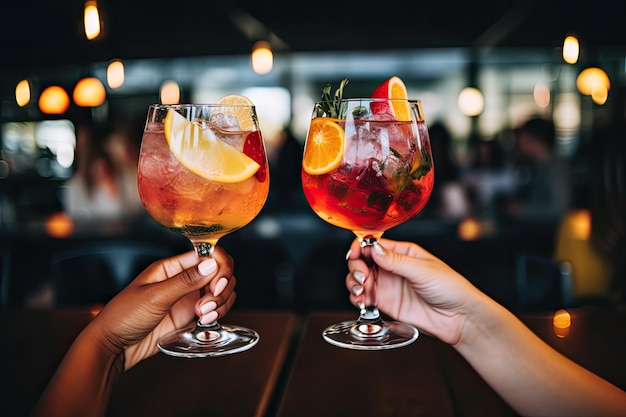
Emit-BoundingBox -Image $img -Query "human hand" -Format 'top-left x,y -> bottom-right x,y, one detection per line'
345,238 -> 488,345
84,247 -> 236,370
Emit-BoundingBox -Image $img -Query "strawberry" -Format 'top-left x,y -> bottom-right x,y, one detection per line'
243,131 -> 267,182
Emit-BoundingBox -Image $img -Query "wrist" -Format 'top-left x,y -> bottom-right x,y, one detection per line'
78,322 -> 126,376
455,293 -> 511,353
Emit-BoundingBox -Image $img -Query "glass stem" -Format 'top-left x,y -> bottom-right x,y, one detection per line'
356,236 -> 383,329
194,242 -> 219,329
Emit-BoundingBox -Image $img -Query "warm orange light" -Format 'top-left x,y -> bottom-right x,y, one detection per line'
44,212 -> 74,238
160,80 -> 180,104
84,0 -> 101,40
576,67 -> 610,96
591,86 -> 608,105
562,36 -> 579,64
568,209 -> 591,240
90,304 -> 104,316
553,309 -> 571,338
458,217 -> 482,241
251,41 -> 273,75
457,87 -> 484,117
107,59 -> 125,89
73,77 -> 106,107
15,79 -> 31,107
39,86 -> 70,114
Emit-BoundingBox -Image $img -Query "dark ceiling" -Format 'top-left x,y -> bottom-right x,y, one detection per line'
1,0 -> 624,76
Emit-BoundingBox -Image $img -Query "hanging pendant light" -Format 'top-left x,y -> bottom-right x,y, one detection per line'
251,41 -> 273,75
562,35 -> 579,64
73,77 -> 106,107
15,79 -> 31,107
107,59 -> 125,89
160,80 -> 181,105
39,86 -> 70,114
84,0 -> 101,40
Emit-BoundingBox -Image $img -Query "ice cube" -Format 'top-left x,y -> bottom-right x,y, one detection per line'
209,113 -> 241,133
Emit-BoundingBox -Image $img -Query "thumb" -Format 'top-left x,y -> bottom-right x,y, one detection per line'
152,257 -> 218,305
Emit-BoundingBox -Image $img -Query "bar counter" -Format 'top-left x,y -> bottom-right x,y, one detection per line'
275,308 -> 626,417
1,309 -> 299,417
2,305 -> 625,416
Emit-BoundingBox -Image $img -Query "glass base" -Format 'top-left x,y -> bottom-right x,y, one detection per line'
322,319 -> 419,350
157,322 -> 259,358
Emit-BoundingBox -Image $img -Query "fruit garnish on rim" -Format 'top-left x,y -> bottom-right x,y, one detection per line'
304,79 -> 350,175
163,109 -> 260,183
371,76 -> 412,122
215,94 -> 256,131
302,117 -> 345,175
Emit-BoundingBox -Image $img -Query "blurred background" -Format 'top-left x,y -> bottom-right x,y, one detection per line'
1,0 -> 625,313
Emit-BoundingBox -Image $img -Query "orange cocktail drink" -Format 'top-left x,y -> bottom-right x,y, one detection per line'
138,103 -> 269,247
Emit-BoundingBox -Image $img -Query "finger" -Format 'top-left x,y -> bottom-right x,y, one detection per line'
136,250 -> 199,285
197,274 -> 236,307
345,239 -> 363,261
215,290 -> 237,318
151,257 -> 219,308
211,246 -> 234,279
210,276 -> 229,297
196,275 -> 237,322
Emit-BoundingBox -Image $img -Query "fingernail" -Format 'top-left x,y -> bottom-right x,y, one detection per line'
345,249 -> 352,260
351,285 -> 363,296
198,259 -> 217,276
200,311 -> 218,325
200,301 -> 217,315
373,242 -> 386,256
213,277 -> 228,297
353,271 -> 365,284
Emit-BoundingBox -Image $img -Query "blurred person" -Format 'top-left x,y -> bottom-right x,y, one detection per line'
62,123 -> 124,222
268,125 -> 305,210
425,121 -> 469,219
102,118 -> 146,219
461,134 -> 516,220
31,247 -> 236,417
504,117 -> 572,224
345,238 -> 626,416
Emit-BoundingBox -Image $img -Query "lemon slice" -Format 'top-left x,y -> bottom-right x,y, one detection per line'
164,109 -> 260,183
215,94 -> 256,131
302,117 -> 345,175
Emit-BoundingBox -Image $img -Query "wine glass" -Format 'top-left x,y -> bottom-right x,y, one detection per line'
137,102 -> 270,357
301,98 -> 434,350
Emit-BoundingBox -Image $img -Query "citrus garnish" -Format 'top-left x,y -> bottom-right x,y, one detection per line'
371,76 -> 412,122
163,109 -> 260,183
303,117 -> 345,175
215,94 -> 256,131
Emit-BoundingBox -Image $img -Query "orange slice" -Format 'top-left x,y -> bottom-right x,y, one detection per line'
163,109 -> 260,183
371,76 -> 412,121
302,117 -> 345,175
215,94 -> 256,131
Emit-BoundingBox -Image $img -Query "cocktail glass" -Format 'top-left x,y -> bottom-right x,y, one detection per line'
138,102 -> 269,357
301,98 -> 434,349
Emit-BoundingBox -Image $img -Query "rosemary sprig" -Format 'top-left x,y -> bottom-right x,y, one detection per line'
314,77 -> 349,118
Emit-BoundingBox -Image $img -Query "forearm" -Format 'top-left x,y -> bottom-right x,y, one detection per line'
31,328 -> 124,417
455,299 -> 626,416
